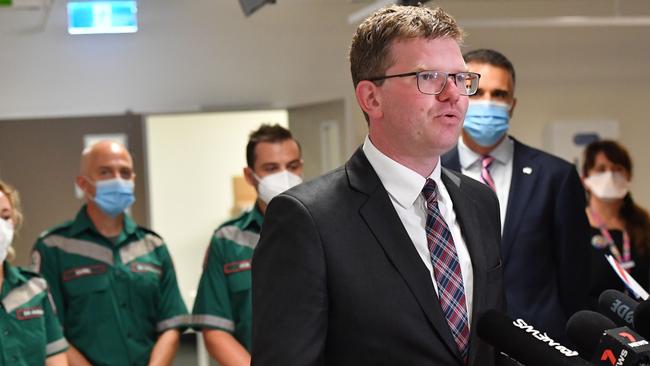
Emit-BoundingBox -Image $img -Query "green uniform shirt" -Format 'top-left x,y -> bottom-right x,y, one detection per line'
32,206 -> 189,366
192,205 -> 263,351
1,262 -> 68,366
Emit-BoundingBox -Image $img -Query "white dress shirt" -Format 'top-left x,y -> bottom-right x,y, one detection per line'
458,136 -> 514,232
362,136 -> 474,324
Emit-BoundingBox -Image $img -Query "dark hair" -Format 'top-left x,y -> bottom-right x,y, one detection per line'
463,49 -> 516,86
582,139 -> 650,254
246,124 -> 299,168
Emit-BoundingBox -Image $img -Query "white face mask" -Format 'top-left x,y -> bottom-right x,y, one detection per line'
584,171 -> 630,201
0,219 -> 14,263
254,171 -> 303,204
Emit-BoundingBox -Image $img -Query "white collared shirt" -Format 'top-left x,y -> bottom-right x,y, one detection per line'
362,136 -> 474,324
458,136 -> 514,232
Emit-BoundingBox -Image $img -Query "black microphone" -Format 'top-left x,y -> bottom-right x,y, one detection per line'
477,309 -> 591,366
599,289 -> 639,327
567,310 -> 650,365
634,300 -> 650,339
567,310 -> 618,358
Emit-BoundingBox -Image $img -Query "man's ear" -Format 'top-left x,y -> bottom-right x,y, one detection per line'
509,97 -> 517,119
243,167 -> 257,188
355,80 -> 383,120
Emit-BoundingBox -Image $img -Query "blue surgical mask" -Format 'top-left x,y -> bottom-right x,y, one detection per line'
90,178 -> 136,217
463,100 -> 511,147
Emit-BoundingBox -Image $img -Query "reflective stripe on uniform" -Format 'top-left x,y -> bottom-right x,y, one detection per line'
215,226 -> 260,249
120,234 -> 164,264
156,314 -> 192,332
46,338 -> 69,356
191,314 -> 236,331
42,235 -> 114,265
2,277 -> 48,313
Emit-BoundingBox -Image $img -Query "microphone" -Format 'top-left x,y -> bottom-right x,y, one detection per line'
599,289 -> 639,327
634,300 -> 650,339
567,310 -> 650,365
567,310 -> 618,358
476,309 -> 590,366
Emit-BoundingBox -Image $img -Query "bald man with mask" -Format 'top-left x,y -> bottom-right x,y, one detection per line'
32,141 -> 189,366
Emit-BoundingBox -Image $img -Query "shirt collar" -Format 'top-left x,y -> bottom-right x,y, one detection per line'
239,203 -> 264,230
362,135 -> 441,209
69,205 -> 137,238
458,135 -> 514,170
3,262 -> 24,287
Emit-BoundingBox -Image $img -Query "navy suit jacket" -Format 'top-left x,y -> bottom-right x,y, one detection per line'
252,148 -> 505,366
442,137 -> 591,342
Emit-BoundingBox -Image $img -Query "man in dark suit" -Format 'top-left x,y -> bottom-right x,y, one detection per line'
252,6 -> 505,366
442,49 -> 591,342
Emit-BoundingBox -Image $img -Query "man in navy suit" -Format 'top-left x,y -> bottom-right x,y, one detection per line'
442,49 -> 591,342
252,6 -> 505,366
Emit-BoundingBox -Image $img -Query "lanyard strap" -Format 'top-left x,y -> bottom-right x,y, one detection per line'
589,207 -> 631,264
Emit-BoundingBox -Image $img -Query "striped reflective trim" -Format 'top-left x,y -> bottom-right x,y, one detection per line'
215,226 -> 259,249
46,338 -> 69,356
31,250 -> 41,272
47,291 -> 59,315
156,314 -> 192,332
191,314 -> 235,331
2,277 -> 47,313
120,234 -> 164,264
42,235 -> 114,265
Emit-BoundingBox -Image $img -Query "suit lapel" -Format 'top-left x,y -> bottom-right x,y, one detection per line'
347,149 -> 461,361
502,140 -> 540,260
441,169 -> 487,365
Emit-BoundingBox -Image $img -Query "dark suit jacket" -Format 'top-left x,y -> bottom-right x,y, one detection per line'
252,148 -> 505,366
442,137 -> 591,342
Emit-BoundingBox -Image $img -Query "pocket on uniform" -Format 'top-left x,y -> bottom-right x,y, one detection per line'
63,267 -> 110,297
226,270 -> 252,292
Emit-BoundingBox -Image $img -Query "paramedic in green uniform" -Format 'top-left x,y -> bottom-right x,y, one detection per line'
31,141 -> 189,366
192,124 -> 303,366
0,180 -> 68,366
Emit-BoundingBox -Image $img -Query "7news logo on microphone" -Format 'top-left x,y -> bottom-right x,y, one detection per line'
596,328 -> 650,365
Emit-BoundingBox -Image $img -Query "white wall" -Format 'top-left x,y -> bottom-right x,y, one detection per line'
145,110 -> 288,307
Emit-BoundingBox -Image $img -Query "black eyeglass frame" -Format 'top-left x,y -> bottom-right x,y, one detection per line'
367,70 -> 481,96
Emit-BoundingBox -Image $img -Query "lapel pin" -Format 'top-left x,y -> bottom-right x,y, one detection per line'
522,167 -> 533,175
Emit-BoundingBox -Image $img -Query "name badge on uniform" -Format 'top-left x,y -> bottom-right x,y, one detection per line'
16,306 -> 44,320
224,260 -> 252,274
131,262 -> 162,276
62,264 -> 107,282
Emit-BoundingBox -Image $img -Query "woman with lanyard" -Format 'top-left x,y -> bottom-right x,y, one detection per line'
0,180 -> 68,365
582,140 -> 650,306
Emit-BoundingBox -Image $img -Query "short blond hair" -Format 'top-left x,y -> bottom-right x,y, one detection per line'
349,5 -> 465,88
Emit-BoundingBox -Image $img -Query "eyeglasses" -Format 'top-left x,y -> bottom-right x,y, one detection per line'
367,70 -> 481,96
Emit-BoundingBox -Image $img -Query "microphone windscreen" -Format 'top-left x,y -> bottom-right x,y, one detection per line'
566,310 -> 617,357
477,309 -> 589,366
598,289 -> 638,326
633,299 -> 650,338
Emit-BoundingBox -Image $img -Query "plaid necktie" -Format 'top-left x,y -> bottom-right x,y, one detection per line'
422,178 -> 470,363
480,155 -> 496,192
